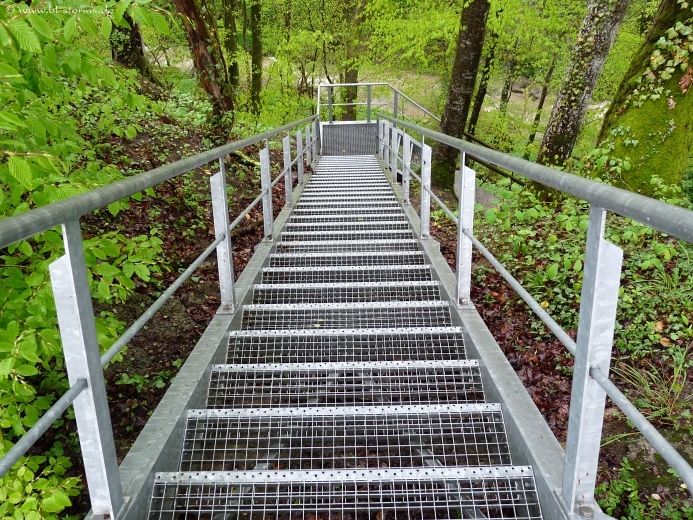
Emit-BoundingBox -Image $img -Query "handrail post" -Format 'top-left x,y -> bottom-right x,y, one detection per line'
393,89 -> 399,121
260,146 -> 274,241
390,127 -> 398,180
378,120 -> 384,160
313,118 -> 320,158
49,220 -> 124,518
327,86 -> 333,123
402,132 -> 411,204
282,134 -> 292,207
305,125 -> 312,168
562,204 -> 623,517
367,84 -> 372,121
296,129 -> 304,184
456,152 -> 475,308
420,144 -> 432,238
211,158 -> 236,313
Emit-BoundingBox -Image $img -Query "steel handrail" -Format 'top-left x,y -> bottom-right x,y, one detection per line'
0,116 -> 317,249
383,115 -> 693,243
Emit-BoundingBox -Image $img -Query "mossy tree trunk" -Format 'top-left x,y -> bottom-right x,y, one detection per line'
598,0 -> 693,196
223,0 -> 240,90
467,31 -> 497,135
250,0 -> 262,114
343,0 -> 366,121
432,0 -> 490,190
537,0 -> 631,168
110,13 -> 158,84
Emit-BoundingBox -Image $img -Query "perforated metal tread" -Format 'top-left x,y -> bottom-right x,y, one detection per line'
281,230 -> 415,242
252,281 -> 441,304
276,239 -> 420,253
180,404 -> 511,471
150,467 -> 542,520
225,327 -> 467,364
290,213 -> 406,222
269,252 -> 424,268
262,265 -> 433,284
241,301 -> 452,330
207,361 -> 484,408
285,221 -> 410,232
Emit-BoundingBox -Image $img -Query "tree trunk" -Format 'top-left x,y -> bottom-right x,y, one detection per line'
431,0 -> 491,190
524,56 -> 556,159
467,32 -> 497,134
242,0 -> 248,51
342,0 -> 365,121
597,0 -> 692,196
536,0 -> 631,167
111,13 -> 158,84
173,0 -> 234,118
250,0 -> 262,114
223,0 -> 240,89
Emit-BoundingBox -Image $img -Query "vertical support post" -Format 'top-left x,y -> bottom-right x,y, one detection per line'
366,84 -> 372,122
211,158 -> 236,313
260,146 -> 274,241
420,144 -> 432,238
393,90 -> 399,122
456,153 -> 475,308
305,125 -> 312,167
378,120 -> 384,160
562,204 -> 623,517
49,220 -> 124,518
390,128 -> 398,180
313,118 -> 320,158
402,132 -> 411,204
384,123 -> 391,169
327,86 -> 333,123
282,134 -> 292,208
296,129 -> 304,185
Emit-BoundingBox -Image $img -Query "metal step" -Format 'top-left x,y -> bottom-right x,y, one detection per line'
240,301 -> 452,330
302,186 -> 392,193
290,213 -> 406,223
181,404 -> 510,471
252,281 -> 441,304
294,200 -> 401,208
262,265 -> 433,284
207,361 -> 484,408
281,230 -> 414,242
269,252 -> 425,268
275,239 -> 420,253
284,221 -> 410,233
150,467 -> 542,519
226,327 -> 467,363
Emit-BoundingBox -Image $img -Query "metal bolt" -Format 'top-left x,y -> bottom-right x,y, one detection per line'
577,503 -> 594,519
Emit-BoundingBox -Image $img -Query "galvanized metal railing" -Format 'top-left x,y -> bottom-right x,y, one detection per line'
378,115 -> 693,518
0,116 -> 320,518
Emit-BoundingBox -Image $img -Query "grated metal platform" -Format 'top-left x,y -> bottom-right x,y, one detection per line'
149,155 -> 543,519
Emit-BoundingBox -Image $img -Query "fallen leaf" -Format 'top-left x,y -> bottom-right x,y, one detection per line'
667,97 -> 676,110
654,321 -> 664,333
679,67 -> 692,94
660,337 -> 671,346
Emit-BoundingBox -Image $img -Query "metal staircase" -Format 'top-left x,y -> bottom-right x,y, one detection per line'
147,155 -> 543,519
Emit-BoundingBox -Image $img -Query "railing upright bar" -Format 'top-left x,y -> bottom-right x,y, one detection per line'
296,129 -> 304,184
283,134 -> 292,207
378,120 -> 384,161
420,144 -> 432,238
562,205 -> 624,517
390,128 -> 398,180
305,125 -> 312,167
367,85 -> 372,121
393,90 -> 399,122
260,146 -> 273,241
402,132 -> 411,204
210,159 -> 235,313
383,123 -> 390,168
313,118 -> 320,158
328,86 -> 333,122
49,220 -> 124,518
456,154 -> 475,308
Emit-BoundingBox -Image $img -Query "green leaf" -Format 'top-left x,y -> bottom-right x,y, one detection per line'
40,490 -> 71,513
63,17 -> 77,42
15,364 -> 39,377
134,264 -> 150,281
484,208 -> 497,225
150,11 -> 170,35
0,358 -> 14,377
95,262 -> 120,278
114,0 -> 133,24
7,156 -> 34,190
546,263 -> 559,281
7,19 -> 41,53
97,280 -> 111,300
101,17 -> 113,40
574,259 -> 583,272
0,110 -> 26,128
27,14 -> 54,40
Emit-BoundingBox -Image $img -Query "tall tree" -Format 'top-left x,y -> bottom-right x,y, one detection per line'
110,13 -> 158,84
343,0 -> 366,121
432,0 -> 491,189
597,0 -> 693,195
250,0 -> 262,114
174,0 -> 234,118
223,0 -> 241,89
467,30 -> 497,134
536,0 -> 631,167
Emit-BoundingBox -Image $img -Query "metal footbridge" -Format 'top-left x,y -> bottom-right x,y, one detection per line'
0,83 -> 692,520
